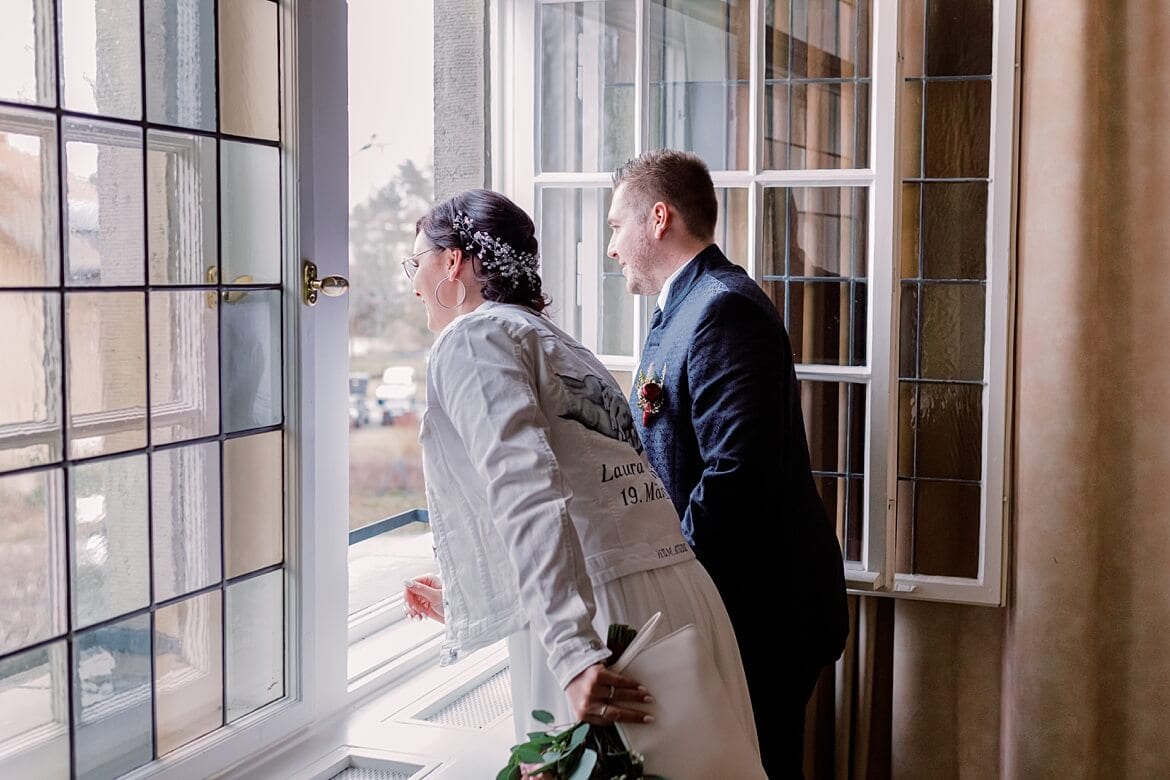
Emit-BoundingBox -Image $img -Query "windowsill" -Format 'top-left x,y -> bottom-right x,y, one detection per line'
231,640 -> 513,780
347,615 -> 445,699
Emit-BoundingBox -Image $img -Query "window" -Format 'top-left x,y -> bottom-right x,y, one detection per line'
0,0 -> 297,775
494,0 -> 1016,604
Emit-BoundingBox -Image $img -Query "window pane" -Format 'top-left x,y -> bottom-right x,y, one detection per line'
920,283 -> 985,380
916,383 -> 982,481
221,289 -> 282,433
715,188 -> 749,266
900,182 -> 920,278
921,182 -> 987,280
899,0 -> 925,78
74,614 -> 152,780
147,131 -> 218,285
911,480 -> 980,577
789,280 -> 849,365
0,0 -> 56,106
923,80 -> 991,179
218,0 -> 279,140
649,0 -> 751,171
0,107 -> 59,286
70,454 -> 150,628
0,292 -> 62,472
67,292 -> 147,458
145,0 -> 217,130
925,0 -> 993,77
220,141 -> 280,285
764,0 -> 872,169
789,0 -> 870,78
600,274 -> 633,356
150,290 -> 220,444
899,81 -> 923,179
898,282 -> 918,377
60,0 -> 142,119
223,431 -> 282,578
898,382 -> 915,477
155,591 -> 223,755
0,642 -> 70,779
152,442 -> 221,601
64,120 -> 145,287
539,187 -> 612,340
788,80 -> 868,170
538,1 -> 635,173
762,187 -> 867,366
0,468 -> 66,655
226,569 -> 283,721
800,381 -> 866,563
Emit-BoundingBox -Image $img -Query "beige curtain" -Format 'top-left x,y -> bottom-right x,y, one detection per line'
804,1 -> 1170,776
804,596 -> 894,780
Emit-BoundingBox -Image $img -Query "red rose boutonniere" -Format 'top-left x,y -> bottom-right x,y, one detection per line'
635,363 -> 666,425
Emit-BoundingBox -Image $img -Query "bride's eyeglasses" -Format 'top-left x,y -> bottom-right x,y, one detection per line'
401,247 -> 438,280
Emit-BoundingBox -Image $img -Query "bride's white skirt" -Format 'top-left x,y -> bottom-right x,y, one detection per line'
505,558 -> 759,754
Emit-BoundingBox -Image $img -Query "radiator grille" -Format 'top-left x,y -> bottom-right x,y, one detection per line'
419,666 -> 512,728
329,767 -> 416,780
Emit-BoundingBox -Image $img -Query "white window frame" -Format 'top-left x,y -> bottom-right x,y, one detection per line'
114,5 -> 351,778
492,0 -> 1018,606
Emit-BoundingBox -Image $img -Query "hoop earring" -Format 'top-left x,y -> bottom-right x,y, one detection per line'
434,278 -> 467,310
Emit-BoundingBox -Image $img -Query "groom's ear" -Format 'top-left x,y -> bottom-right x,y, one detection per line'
651,201 -> 671,239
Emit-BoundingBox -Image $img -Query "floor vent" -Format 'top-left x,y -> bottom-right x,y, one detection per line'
417,665 -> 512,729
329,768 -> 416,780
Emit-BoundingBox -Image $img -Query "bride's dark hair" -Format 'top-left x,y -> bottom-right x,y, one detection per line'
416,189 -> 550,313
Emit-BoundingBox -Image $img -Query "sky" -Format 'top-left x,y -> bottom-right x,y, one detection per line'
347,0 -> 435,208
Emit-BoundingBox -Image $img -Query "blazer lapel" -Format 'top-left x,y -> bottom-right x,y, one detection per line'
635,244 -> 725,385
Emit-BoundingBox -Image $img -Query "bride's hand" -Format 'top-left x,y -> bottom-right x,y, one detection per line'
403,574 -> 445,623
564,662 -> 655,725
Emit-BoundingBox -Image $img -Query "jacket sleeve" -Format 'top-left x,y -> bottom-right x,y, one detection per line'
431,317 -> 610,688
683,293 -> 795,574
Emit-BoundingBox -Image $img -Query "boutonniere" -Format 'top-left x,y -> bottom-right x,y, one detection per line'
635,363 -> 666,425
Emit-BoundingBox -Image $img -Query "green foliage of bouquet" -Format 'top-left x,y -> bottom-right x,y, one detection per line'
496,625 -> 666,780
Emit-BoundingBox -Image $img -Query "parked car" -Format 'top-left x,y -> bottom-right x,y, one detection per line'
349,373 -> 372,428
375,365 -> 419,418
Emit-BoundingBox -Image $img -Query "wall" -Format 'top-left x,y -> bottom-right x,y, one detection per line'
433,0 -> 490,198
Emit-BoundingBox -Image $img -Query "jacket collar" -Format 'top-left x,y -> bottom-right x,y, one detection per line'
658,243 -> 730,323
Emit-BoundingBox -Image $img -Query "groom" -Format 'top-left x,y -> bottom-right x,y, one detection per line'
609,150 -> 849,778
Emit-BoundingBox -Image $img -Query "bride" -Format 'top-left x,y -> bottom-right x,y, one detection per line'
399,188 -> 759,759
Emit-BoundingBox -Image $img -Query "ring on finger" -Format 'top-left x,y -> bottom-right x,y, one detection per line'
607,684 -> 615,702
599,703 -> 609,719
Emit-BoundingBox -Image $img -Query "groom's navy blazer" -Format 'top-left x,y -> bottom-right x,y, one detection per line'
631,244 -> 848,673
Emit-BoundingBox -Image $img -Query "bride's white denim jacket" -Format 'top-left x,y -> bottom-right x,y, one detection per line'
421,303 -> 694,688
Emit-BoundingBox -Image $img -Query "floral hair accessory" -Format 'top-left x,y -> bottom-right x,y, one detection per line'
635,363 -> 666,425
453,211 -> 541,288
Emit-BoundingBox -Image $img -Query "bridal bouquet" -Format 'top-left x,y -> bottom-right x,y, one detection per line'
496,625 -> 664,780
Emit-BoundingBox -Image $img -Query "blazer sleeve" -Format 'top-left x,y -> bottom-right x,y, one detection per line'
683,292 -> 796,572
430,317 -> 610,688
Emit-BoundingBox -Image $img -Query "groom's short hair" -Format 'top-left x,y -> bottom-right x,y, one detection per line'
613,150 -> 717,242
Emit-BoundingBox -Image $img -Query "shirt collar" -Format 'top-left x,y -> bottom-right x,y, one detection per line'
656,256 -> 697,312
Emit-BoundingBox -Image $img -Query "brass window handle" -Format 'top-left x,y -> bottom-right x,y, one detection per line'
205,267 -> 257,307
302,260 -> 349,306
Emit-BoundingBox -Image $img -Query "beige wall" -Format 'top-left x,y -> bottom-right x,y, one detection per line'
891,1 -> 1170,777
